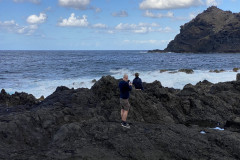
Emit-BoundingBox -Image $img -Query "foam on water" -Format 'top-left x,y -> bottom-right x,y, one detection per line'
110,69 -> 239,89
1,50 -> 240,98
3,69 -> 239,99
4,77 -> 100,99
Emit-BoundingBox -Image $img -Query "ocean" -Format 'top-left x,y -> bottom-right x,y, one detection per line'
1,50 -> 240,98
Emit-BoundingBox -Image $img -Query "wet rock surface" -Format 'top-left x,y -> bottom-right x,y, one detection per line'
1,75 -> 240,159
178,69 -> 194,74
149,6 -> 240,53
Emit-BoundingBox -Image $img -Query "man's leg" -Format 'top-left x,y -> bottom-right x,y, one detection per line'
121,110 -> 129,122
120,98 -> 130,128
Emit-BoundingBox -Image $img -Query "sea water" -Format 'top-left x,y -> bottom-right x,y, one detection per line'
1,50 -> 240,98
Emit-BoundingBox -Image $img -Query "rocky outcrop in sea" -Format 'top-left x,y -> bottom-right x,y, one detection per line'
1,75 -> 240,159
149,6 -> 240,53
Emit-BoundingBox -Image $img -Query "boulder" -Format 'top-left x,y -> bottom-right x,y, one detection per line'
233,68 -> 239,72
236,73 -> 240,81
178,69 -> 194,74
160,69 -> 168,73
0,90 -> 38,107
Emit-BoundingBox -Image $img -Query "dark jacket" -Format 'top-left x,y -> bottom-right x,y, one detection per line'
119,80 -> 132,99
133,77 -> 144,90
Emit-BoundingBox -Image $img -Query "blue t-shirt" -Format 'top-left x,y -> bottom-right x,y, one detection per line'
119,80 -> 132,99
133,77 -> 144,90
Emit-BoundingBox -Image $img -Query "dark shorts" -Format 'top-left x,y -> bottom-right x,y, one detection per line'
120,98 -> 130,111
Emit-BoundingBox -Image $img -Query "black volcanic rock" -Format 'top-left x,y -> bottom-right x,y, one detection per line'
179,69 -> 194,74
148,49 -> 166,53
150,6 -> 240,53
0,89 -> 37,106
237,73 -> 240,81
2,76 -> 240,159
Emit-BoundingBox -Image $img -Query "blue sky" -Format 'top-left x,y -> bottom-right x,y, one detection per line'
0,0 -> 239,50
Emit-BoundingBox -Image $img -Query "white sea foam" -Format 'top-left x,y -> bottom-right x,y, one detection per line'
110,69 -> 240,89
4,77 -> 100,99
3,69 -> 240,99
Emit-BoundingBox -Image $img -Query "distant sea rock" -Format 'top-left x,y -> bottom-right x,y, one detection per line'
148,49 -> 166,53
149,6 -> 240,53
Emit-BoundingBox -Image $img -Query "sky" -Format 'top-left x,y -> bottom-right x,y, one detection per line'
0,0 -> 239,50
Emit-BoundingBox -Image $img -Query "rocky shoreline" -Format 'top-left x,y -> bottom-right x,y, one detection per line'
1,75 -> 240,159
159,68 -> 240,74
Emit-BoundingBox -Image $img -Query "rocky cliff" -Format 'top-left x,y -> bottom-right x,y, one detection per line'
149,6 -> 240,53
1,75 -> 240,159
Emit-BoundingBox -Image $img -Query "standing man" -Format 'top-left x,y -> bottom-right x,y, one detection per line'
119,74 -> 132,128
133,73 -> 144,90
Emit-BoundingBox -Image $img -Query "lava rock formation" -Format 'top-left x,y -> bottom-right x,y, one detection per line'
1,75 -> 240,159
149,6 -> 240,53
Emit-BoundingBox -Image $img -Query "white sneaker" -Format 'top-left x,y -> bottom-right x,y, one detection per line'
121,122 -> 130,129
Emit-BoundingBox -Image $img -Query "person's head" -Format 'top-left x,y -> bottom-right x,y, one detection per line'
135,73 -> 139,78
123,74 -> 128,82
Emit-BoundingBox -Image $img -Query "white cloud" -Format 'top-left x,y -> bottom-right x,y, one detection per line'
106,30 -> 114,34
206,0 -> 218,6
144,10 -> 174,18
45,7 -> 52,11
159,26 -> 172,32
27,13 -> 47,24
139,0 -> 204,10
115,22 -> 170,34
0,20 -> 38,35
13,0 -> 41,4
189,12 -> 197,19
92,23 -> 108,29
174,11 -> 200,21
112,11 -> 128,17
58,13 -> 89,27
95,7 -> 102,13
115,23 -> 149,33
58,0 -> 91,9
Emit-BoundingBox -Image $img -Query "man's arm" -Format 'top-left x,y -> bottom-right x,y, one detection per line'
127,82 -> 132,91
132,79 -> 136,86
123,82 -> 132,91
